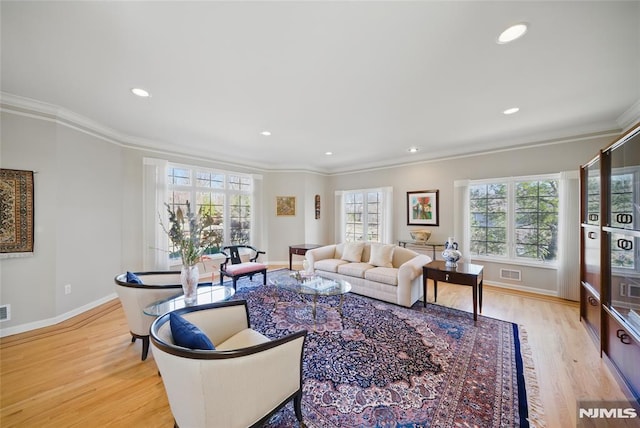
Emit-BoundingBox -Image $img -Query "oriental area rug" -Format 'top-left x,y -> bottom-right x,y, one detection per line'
232,269 -> 545,428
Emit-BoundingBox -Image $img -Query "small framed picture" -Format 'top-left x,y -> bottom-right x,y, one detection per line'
407,190 -> 439,226
276,196 -> 296,216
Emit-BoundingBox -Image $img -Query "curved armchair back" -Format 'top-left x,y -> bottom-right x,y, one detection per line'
150,301 -> 307,428
114,272 -> 184,360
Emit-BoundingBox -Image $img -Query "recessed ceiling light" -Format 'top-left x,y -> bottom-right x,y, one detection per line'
407,147 -> 419,153
503,107 -> 520,115
497,23 -> 528,44
131,87 -> 150,98
260,131 -> 271,136
325,151 -> 333,156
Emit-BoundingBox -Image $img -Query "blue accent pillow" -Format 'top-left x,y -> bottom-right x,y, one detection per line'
126,271 -> 142,284
170,312 -> 215,350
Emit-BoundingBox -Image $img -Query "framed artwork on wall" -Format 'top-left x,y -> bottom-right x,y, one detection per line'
276,196 -> 296,216
407,190 -> 439,226
0,169 -> 35,256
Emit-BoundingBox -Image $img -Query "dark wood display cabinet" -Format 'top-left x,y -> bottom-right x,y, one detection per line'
580,122 -> 640,405
580,153 -> 602,345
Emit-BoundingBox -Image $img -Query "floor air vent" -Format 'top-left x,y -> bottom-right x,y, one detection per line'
500,268 -> 521,281
0,304 -> 10,322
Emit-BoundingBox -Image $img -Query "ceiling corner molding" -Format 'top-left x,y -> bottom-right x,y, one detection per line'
1,91 -> 130,147
617,98 -> 640,131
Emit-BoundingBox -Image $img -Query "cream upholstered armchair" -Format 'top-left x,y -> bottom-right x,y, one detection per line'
150,300 -> 308,428
114,271 -> 185,360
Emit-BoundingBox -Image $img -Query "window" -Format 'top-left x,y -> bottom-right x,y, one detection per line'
167,164 -> 253,259
341,188 -> 389,243
469,175 -> 559,263
469,183 -> 507,256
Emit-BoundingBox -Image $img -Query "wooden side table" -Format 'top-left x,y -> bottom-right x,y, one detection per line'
423,260 -> 484,321
289,244 -> 321,270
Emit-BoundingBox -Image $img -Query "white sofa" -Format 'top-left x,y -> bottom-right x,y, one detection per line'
305,242 -> 431,307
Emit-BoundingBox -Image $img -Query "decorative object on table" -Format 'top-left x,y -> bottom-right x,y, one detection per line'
0,169 -> 34,256
315,194 -> 321,219
302,258 -> 312,274
407,190 -> 439,226
161,201 -> 218,305
409,229 -> 431,242
276,196 -> 296,216
441,236 -> 462,267
231,271 -> 544,428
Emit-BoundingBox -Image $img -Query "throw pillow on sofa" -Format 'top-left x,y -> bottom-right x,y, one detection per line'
341,242 -> 365,262
369,243 -> 395,267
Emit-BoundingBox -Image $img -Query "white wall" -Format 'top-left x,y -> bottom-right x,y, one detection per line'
1,112 -> 122,333
0,106 -> 626,334
328,136 -> 613,295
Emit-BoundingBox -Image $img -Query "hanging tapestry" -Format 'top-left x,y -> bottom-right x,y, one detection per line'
0,169 -> 34,255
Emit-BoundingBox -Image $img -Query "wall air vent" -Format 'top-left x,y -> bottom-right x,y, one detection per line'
0,304 -> 10,322
500,268 -> 521,281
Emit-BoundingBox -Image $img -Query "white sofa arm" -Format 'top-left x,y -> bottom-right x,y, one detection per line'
398,254 -> 431,280
306,245 -> 337,268
397,254 -> 431,306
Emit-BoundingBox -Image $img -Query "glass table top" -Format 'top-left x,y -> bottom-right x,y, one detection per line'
144,285 -> 235,316
269,272 -> 351,296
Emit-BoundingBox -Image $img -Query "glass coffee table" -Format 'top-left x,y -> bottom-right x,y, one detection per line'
269,273 -> 352,321
144,285 -> 235,316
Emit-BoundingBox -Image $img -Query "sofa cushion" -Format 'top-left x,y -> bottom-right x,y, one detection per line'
224,262 -> 266,275
364,267 -> 399,286
341,242 -> 365,262
216,328 -> 270,351
170,313 -> 215,350
338,262 -> 374,278
368,243 -> 395,268
315,258 -> 349,273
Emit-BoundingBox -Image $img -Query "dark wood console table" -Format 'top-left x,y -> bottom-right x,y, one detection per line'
398,240 -> 445,260
289,244 -> 321,270
423,260 -> 484,321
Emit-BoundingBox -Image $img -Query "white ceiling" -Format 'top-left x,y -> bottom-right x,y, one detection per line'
2,1 -> 639,173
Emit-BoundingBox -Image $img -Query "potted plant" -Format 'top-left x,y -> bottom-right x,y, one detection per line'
161,201 -> 219,305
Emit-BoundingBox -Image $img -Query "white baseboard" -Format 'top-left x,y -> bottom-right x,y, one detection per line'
0,292 -> 118,338
483,280 -> 559,297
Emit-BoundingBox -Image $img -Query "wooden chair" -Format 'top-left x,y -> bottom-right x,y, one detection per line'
219,245 -> 267,290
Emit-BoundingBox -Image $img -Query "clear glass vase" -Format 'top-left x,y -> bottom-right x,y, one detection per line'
180,264 -> 199,306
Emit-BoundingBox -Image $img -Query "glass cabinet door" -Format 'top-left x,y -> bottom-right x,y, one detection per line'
608,131 -> 640,231
606,126 -> 640,336
584,158 -> 601,225
608,231 -> 640,336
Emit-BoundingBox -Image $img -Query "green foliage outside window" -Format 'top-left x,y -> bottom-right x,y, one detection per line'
469,178 -> 559,262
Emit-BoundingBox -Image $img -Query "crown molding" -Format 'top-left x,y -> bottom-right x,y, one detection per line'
2,91 -> 633,177
617,98 -> 640,131
0,92 -> 334,175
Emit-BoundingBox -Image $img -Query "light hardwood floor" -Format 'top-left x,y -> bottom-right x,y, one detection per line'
0,269 -> 633,427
